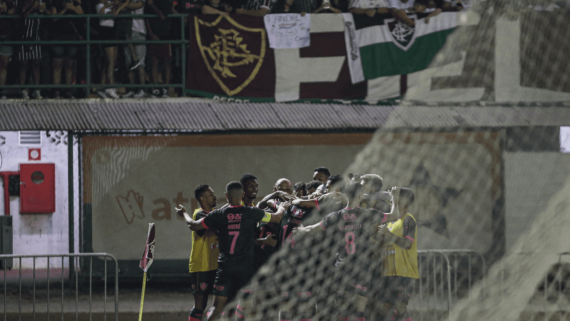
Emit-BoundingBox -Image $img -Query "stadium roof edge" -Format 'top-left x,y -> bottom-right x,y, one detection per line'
0,100 -> 396,131
1,100 -> 570,131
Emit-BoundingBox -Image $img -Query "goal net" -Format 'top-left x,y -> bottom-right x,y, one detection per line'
80,1 -> 570,320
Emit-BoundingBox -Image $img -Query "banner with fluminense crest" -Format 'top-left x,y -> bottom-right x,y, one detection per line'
343,12 -> 457,84
185,13 -> 458,103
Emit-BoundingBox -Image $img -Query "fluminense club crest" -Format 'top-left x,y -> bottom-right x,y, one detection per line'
386,16 -> 417,51
195,15 -> 266,97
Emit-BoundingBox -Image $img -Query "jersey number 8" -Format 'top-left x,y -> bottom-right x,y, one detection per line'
345,232 -> 355,255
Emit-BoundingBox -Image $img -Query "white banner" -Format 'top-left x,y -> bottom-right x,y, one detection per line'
264,14 -> 311,49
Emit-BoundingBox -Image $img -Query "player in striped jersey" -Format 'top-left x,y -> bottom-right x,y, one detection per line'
183,184 -> 220,321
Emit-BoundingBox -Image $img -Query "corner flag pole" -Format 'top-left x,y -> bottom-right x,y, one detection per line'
138,223 -> 156,321
138,272 -> 147,321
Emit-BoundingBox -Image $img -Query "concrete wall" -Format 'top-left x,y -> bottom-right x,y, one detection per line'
0,131 -> 79,268
82,133 -> 373,260
3,130 -> 568,268
504,152 -> 570,253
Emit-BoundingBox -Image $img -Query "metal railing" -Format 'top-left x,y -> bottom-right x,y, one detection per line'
0,14 -> 187,97
410,249 -> 487,321
0,253 -> 119,321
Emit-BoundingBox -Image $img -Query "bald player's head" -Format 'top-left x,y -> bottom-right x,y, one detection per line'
274,178 -> 293,194
226,181 -> 245,203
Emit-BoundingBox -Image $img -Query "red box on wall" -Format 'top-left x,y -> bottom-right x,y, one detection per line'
19,163 -> 55,214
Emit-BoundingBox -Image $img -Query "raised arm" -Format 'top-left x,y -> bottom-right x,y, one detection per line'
67,0 -> 84,14
201,4 -> 228,14
97,1 -> 113,14
390,8 -> 414,26
292,221 -> 325,237
292,197 -> 320,208
257,191 -> 295,209
424,8 -> 441,23
235,6 -> 268,17
372,186 -> 401,224
111,0 -> 130,14
268,201 -> 290,223
176,205 -> 207,231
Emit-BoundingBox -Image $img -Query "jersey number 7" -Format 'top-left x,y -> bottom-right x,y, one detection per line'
229,231 -> 239,254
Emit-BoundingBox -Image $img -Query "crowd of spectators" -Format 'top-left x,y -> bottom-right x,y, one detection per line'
0,0 -> 464,99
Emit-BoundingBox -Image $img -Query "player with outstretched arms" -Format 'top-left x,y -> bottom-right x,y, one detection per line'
293,184 -> 404,321
179,184 -> 220,321
177,181 -> 289,321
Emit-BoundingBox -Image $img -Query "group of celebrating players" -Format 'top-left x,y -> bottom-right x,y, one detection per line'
176,167 -> 418,321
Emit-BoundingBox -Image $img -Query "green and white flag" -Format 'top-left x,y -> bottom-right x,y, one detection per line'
343,12 -> 457,84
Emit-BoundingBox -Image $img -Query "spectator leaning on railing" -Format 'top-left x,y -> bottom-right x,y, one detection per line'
16,0 -> 48,99
270,0 -> 303,14
201,0 -> 232,15
348,0 -> 388,17
388,0 -> 415,26
121,0 -> 147,98
0,0 -> 16,99
49,0 -> 84,99
96,0 -> 130,99
413,0 -> 441,22
145,0 -> 175,98
313,0 -> 348,13
233,0 -> 271,17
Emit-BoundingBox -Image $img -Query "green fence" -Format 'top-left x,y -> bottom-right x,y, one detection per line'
0,14 -> 188,97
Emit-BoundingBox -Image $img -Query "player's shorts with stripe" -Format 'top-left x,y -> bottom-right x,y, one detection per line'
374,276 -> 415,305
190,270 -> 217,296
213,262 -> 255,300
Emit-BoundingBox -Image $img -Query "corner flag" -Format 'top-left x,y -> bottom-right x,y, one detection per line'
138,223 -> 155,321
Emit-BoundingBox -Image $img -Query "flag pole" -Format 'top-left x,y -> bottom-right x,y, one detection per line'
138,223 -> 155,321
138,272 -> 147,321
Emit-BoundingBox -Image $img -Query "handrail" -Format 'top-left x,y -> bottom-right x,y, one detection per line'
0,253 -> 120,321
0,13 -> 188,97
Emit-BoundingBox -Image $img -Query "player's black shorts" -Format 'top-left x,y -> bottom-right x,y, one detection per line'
213,263 -> 255,299
374,276 -> 415,305
328,264 -> 372,297
190,270 -> 217,296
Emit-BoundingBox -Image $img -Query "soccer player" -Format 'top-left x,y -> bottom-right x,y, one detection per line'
360,174 -> 392,212
270,192 -> 320,321
375,188 -> 417,321
177,181 -> 288,321
181,184 -> 219,321
257,178 -> 296,209
305,180 -> 322,196
240,173 -> 259,206
293,184 -> 404,321
255,177 -> 296,267
325,175 -> 345,193
312,166 -> 331,194
293,181 -> 307,198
